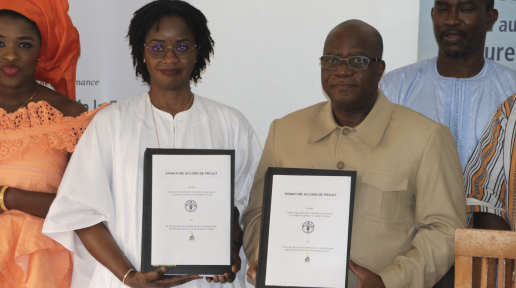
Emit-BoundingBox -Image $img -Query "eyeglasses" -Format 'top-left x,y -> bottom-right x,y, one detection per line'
144,42 -> 197,59
320,55 -> 381,70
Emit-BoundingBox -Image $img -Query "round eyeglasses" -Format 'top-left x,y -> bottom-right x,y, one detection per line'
320,55 -> 381,70
144,42 -> 197,59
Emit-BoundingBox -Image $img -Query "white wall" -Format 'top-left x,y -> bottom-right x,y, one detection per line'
69,0 -> 420,145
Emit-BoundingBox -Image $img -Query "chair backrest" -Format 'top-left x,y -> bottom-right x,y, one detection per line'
455,228 -> 516,288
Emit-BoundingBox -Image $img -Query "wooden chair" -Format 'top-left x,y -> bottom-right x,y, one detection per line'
455,228 -> 516,288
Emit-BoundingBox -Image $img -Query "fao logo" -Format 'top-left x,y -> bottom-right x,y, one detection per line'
185,200 -> 197,212
302,221 -> 314,234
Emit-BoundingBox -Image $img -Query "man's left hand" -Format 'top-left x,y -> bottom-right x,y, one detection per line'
206,251 -> 241,284
349,260 -> 386,288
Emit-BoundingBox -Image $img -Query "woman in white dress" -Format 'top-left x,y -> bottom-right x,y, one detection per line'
42,1 -> 262,287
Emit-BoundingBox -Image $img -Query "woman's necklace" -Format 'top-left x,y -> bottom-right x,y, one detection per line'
17,88 -> 37,110
149,93 -> 194,149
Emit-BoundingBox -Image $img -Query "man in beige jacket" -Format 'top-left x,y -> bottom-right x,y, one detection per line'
242,20 -> 467,288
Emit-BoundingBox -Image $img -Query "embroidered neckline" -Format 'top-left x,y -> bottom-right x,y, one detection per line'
0,101 -> 108,160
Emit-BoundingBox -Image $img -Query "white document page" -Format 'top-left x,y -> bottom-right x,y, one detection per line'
151,154 -> 231,266
265,175 -> 352,287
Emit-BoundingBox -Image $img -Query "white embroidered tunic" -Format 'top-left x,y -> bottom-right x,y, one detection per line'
42,93 -> 262,288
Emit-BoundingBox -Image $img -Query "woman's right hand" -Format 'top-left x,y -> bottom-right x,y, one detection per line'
76,224 -> 201,288
125,267 -> 201,287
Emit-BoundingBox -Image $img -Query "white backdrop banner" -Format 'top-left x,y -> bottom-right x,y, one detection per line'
418,0 -> 516,70
69,0 -> 420,144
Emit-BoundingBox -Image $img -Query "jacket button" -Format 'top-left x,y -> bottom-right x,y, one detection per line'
337,162 -> 345,169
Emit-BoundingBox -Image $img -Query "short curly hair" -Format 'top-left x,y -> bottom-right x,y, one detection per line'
127,0 -> 214,85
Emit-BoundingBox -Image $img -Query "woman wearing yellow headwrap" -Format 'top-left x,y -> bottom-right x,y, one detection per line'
0,1 -> 106,287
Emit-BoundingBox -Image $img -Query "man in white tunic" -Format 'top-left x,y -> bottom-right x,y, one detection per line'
42,1 -> 262,287
380,0 -> 516,169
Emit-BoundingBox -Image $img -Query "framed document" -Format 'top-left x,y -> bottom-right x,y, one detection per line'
141,149 -> 235,275
257,168 -> 356,288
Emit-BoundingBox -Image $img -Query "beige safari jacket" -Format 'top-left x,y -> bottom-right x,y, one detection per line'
242,90 -> 467,288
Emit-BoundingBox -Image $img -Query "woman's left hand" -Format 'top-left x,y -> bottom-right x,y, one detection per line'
205,251 -> 241,283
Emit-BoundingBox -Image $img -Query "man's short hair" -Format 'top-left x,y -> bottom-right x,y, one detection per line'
486,0 -> 494,11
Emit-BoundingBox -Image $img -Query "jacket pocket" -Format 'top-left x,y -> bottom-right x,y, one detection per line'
358,170 -> 409,223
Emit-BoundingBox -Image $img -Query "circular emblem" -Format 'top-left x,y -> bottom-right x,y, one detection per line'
185,200 -> 197,212
302,221 -> 314,234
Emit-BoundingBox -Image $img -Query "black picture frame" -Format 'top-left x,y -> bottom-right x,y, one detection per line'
141,148 -> 235,275
256,167 -> 356,288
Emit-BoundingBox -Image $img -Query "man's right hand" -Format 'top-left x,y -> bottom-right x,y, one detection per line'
349,261 -> 385,288
125,267 -> 201,287
246,260 -> 258,281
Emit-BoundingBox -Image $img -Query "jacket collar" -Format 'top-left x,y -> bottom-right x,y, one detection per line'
308,89 -> 393,148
